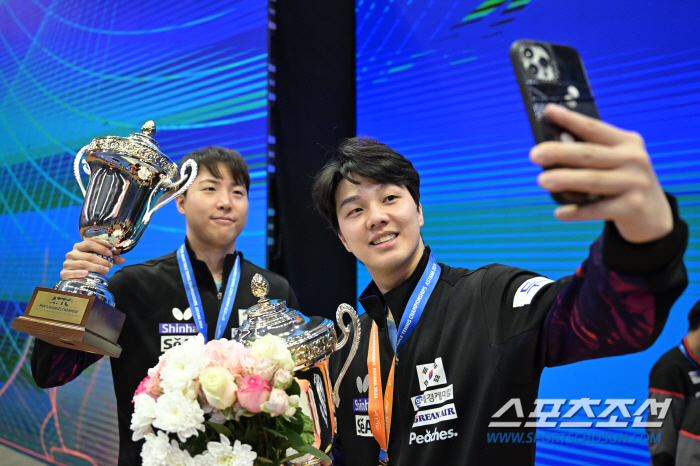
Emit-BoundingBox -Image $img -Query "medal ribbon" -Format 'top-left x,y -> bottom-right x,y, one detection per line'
679,337 -> 700,373
367,252 -> 441,464
177,244 -> 241,343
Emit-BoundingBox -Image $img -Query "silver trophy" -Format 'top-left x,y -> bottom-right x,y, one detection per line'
12,121 -> 197,357
235,274 -> 361,465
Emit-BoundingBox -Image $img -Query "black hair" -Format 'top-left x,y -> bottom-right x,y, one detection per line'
181,146 -> 250,194
689,299 -> 700,332
312,137 -> 420,234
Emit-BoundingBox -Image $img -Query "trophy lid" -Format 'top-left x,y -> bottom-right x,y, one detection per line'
82,121 -> 179,180
235,274 -> 337,370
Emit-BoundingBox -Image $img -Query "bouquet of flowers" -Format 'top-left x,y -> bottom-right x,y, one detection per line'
130,333 -> 330,466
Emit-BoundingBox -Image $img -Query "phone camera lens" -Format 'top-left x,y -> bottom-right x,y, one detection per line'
529,64 -> 538,74
539,57 -> 548,67
524,48 -> 533,57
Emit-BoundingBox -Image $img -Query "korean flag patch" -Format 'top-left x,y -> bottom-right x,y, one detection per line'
416,357 -> 447,391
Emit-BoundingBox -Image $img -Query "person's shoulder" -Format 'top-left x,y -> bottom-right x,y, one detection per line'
438,262 -> 518,286
652,345 -> 685,367
437,262 -> 475,285
649,345 -> 689,385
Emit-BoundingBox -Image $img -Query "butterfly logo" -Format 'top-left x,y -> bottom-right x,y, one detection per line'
356,374 -> 369,393
172,307 -> 192,321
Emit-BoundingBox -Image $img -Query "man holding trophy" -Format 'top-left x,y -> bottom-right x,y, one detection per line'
30,141 -> 299,466
313,104 -> 689,465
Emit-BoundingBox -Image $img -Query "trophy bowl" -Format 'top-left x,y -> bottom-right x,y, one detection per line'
12,121 -> 197,357
234,274 -> 360,465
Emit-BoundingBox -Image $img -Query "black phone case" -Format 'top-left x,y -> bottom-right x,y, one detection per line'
510,40 -> 601,204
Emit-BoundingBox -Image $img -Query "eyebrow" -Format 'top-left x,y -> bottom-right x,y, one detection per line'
338,195 -> 360,209
198,178 -> 220,185
198,178 -> 246,188
337,184 -> 388,209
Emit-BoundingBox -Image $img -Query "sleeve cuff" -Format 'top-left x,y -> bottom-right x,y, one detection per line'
602,193 -> 688,276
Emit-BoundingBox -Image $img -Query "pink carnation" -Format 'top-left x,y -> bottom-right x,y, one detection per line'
237,375 -> 271,413
133,375 -> 159,402
203,339 -> 256,379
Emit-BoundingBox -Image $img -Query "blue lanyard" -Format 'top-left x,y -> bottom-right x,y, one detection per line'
394,252 -> 441,352
177,244 -> 241,343
679,338 -> 700,374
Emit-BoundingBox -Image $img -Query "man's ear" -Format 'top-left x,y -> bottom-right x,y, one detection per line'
418,202 -> 424,228
338,231 -> 352,253
176,194 -> 186,215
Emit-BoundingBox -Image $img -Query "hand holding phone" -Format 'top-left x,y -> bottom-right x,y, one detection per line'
510,39 -> 602,204
529,103 -> 673,243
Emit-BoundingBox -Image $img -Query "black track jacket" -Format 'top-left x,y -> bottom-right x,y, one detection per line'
330,201 -> 688,466
31,239 -> 298,466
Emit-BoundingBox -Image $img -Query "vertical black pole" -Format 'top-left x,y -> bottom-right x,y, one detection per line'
267,0 -> 357,319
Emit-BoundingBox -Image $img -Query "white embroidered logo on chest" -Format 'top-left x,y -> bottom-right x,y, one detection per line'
513,277 -> 554,308
172,307 -> 192,321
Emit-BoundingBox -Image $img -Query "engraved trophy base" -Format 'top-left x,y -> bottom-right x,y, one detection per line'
12,286 -> 125,358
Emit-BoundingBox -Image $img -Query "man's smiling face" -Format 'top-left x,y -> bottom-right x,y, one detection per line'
335,175 -> 424,292
176,163 -> 249,251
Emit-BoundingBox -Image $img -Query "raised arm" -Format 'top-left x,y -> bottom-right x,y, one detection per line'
30,239 -> 124,388
530,104 -> 688,365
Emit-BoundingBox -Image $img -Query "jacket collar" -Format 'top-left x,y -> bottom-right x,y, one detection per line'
184,237 -> 240,288
358,246 -> 432,328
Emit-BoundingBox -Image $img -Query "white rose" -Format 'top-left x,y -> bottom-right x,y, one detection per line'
199,367 -> 237,410
253,356 -> 278,381
288,395 -> 300,407
262,388 -> 290,417
250,334 -> 294,371
272,369 -> 293,389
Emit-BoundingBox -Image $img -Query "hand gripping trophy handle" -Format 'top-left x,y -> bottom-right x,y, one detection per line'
332,303 -> 361,408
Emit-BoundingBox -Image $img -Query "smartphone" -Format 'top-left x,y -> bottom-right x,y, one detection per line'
510,39 -> 601,205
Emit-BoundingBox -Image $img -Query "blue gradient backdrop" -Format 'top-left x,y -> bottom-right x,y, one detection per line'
355,1 -> 699,464
0,1 -> 267,464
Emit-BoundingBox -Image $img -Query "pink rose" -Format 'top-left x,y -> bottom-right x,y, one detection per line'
203,339 -> 256,379
237,375 -> 271,413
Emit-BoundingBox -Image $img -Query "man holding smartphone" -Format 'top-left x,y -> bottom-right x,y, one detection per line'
314,104 -> 688,465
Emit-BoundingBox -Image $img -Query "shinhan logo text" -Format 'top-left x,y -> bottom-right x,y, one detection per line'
159,323 -> 197,334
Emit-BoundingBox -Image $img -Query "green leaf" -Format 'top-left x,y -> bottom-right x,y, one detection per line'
205,421 -> 233,438
257,457 -> 274,463
279,451 -> 305,463
287,380 -> 301,397
262,427 -> 287,439
296,445 -> 331,462
282,428 -> 305,449
282,411 -> 304,433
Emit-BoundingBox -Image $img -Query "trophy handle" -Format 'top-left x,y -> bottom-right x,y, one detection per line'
73,146 -> 90,197
142,160 -> 198,224
332,303 -> 361,408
